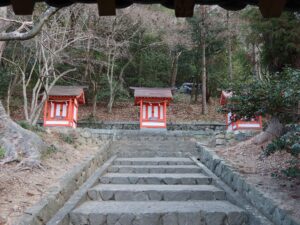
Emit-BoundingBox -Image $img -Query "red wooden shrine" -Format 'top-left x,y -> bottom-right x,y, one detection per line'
44,86 -> 85,128
220,90 -> 262,131
132,87 -> 173,129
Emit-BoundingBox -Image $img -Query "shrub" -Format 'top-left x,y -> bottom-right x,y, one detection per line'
225,68 -> 300,123
264,124 -> 300,178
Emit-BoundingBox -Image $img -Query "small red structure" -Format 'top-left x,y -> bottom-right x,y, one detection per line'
132,87 -> 173,129
220,90 -> 262,131
44,86 -> 85,128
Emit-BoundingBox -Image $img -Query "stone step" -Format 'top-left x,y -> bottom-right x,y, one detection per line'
88,184 -> 226,201
70,201 -> 248,225
99,173 -> 212,185
113,157 -> 195,165
107,165 -> 202,173
115,151 -> 193,158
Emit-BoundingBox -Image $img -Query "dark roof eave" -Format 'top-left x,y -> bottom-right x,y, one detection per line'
2,0 -> 299,18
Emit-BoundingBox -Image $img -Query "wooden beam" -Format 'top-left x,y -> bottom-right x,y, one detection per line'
175,0 -> 195,17
97,0 -> 116,16
259,0 -> 287,18
11,0 -> 35,15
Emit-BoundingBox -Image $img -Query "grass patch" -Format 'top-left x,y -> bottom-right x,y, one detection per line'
42,145 -> 59,159
18,120 -> 45,133
59,133 -> 75,144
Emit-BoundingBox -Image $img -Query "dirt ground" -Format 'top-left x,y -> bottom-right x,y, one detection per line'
78,94 -> 224,123
215,140 -> 300,222
0,130 -> 102,225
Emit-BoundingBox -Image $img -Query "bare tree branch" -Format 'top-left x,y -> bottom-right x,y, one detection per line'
0,7 -> 59,41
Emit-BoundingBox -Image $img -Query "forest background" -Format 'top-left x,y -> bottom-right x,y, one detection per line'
0,3 -> 299,174
1,4 -> 298,121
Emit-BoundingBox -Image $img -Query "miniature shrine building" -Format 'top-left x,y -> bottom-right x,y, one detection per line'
220,90 -> 262,131
132,87 -> 173,129
44,86 -> 85,128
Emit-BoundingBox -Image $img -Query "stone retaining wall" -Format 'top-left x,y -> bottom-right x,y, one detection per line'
196,144 -> 300,225
17,141 -> 112,225
77,121 -> 226,131
74,122 -> 258,148
77,128 -> 221,148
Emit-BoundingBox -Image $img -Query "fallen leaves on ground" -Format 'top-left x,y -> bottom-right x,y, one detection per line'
79,95 -> 224,123
0,131 -> 102,225
215,139 -> 300,221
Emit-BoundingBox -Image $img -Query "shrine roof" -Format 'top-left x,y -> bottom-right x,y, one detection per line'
222,90 -> 233,99
48,86 -> 85,97
131,87 -> 173,99
220,90 -> 233,105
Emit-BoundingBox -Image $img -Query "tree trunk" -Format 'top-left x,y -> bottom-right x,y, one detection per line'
6,74 -> 20,116
201,6 -> 208,115
91,80 -> 98,118
252,43 -> 262,79
0,101 -> 47,166
170,51 -> 182,88
92,93 -> 97,118
0,7 -> 7,61
252,117 -> 284,144
195,81 -> 199,103
190,76 -> 196,104
206,85 -> 211,103
107,92 -> 115,114
226,11 -> 233,81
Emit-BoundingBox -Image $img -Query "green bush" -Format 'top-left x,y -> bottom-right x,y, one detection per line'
18,120 -> 31,130
281,166 -> 300,178
264,124 -> 300,178
225,68 -> 300,123
0,147 -> 5,159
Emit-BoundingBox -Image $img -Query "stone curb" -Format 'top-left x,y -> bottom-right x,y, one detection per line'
16,141 -> 112,225
196,143 -> 300,225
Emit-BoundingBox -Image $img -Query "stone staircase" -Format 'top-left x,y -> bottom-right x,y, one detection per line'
69,157 -> 248,225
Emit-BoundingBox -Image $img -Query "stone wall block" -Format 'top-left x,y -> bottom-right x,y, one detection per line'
282,217 -> 292,225
214,163 -> 223,177
263,198 -> 276,217
273,208 -> 287,225
221,167 -> 234,185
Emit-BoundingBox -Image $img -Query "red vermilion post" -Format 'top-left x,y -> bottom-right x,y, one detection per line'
164,100 -> 167,128
140,99 -> 143,129
43,100 -> 48,127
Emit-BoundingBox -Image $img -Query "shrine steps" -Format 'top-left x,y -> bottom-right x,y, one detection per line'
113,157 -> 195,165
70,157 -> 248,225
107,165 -> 202,173
70,201 -> 248,225
87,184 -> 226,201
99,173 -> 212,185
